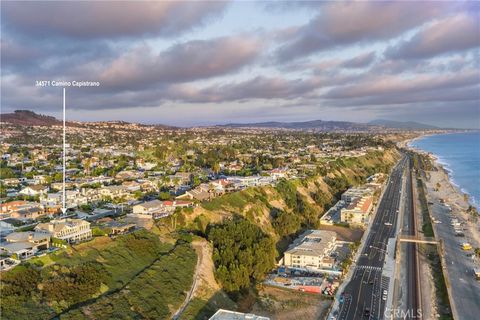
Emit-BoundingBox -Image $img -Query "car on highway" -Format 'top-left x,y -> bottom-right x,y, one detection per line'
384,222 -> 392,226
364,308 -> 370,317
382,295 -> 387,301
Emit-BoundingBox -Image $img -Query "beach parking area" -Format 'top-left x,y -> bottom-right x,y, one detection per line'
423,160 -> 480,320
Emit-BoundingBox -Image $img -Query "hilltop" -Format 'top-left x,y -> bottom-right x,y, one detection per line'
0,110 -> 62,126
0,110 -> 174,129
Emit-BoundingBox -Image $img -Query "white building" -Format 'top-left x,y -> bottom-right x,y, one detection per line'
19,185 -> 49,197
35,218 -> 92,243
209,309 -> 270,320
283,230 -> 337,272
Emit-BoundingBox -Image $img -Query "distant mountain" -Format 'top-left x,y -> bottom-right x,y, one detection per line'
368,119 -> 439,130
1,110 -> 62,126
219,120 -> 376,131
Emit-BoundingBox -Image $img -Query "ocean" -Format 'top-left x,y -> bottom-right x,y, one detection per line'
409,132 -> 480,209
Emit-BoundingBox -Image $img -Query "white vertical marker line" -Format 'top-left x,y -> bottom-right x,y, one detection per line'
62,87 -> 67,214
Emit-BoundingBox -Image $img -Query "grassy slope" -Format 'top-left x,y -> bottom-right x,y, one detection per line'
1,231 -> 197,320
61,244 -> 197,320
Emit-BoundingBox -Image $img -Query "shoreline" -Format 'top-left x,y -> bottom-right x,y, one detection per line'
404,135 -> 479,210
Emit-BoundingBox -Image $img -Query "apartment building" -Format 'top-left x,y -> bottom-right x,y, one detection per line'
283,230 -> 337,272
340,195 -> 373,225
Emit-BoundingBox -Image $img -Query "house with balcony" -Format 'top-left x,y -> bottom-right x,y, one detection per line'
0,231 -> 50,260
35,218 -> 92,244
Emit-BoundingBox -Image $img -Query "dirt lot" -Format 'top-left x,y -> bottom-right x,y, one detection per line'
252,286 -> 332,320
318,225 -> 363,242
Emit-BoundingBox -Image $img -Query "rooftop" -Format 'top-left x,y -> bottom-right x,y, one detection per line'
209,309 -> 270,320
285,230 -> 337,257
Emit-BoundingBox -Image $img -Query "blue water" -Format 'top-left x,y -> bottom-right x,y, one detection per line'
409,132 -> 480,209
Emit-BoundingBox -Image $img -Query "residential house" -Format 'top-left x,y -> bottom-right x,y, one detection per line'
122,181 -> 141,192
99,185 -> 128,199
162,200 -> 194,211
176,186 -> 211,201
268,168 -> 289,179
115,170 -> 143,180
132,200 -> 170,219
170,172 -> 193,186
35,218 -> 92,244
0,231 -> 50,259
33,175 -> 49,185
2,178 -> 20,186
41,190 -> 88,210
139,179 -> 158,192
19,185 -> 49,197
1,201 -> 45,221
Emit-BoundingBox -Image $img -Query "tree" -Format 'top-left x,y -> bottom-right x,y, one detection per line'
158,192 -> 171,200
207,217 -> 276,295
212,162 -> 220,175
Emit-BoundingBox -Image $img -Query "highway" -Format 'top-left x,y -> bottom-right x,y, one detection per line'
338,156 -> 408,320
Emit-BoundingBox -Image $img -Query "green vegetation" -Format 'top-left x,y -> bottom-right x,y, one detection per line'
412,152 -> 435,171
208,217 -> 276,295
179,292 -> 236,320
61,243 -> 197,319
417,177 -> 434,237
202,187 -> 269,212
0,230 -> 193,319
426,247 -> 453,320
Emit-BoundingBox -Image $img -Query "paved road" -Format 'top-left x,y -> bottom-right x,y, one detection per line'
338,156 -> 407,320
426,181 -> 480,319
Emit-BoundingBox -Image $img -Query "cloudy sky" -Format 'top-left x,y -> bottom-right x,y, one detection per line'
1,1 -> 479,128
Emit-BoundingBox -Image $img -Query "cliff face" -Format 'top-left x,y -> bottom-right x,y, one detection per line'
1,110 -> 62,126
179,148 -> 401,243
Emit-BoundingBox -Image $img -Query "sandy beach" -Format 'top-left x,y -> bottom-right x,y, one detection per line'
424,158 -> 480,247
404,132 -> 479,246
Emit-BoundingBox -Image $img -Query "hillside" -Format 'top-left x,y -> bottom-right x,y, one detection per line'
160,148 -> 400,317
1,230 -> 197,320
219,119 -> 377,131
368,119 -> 439,130
1,110 -> 62,126
177,148 -> 399,242
1,110 -> 175,128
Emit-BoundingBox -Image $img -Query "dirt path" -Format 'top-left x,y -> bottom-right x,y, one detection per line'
172,240 -> 206,319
